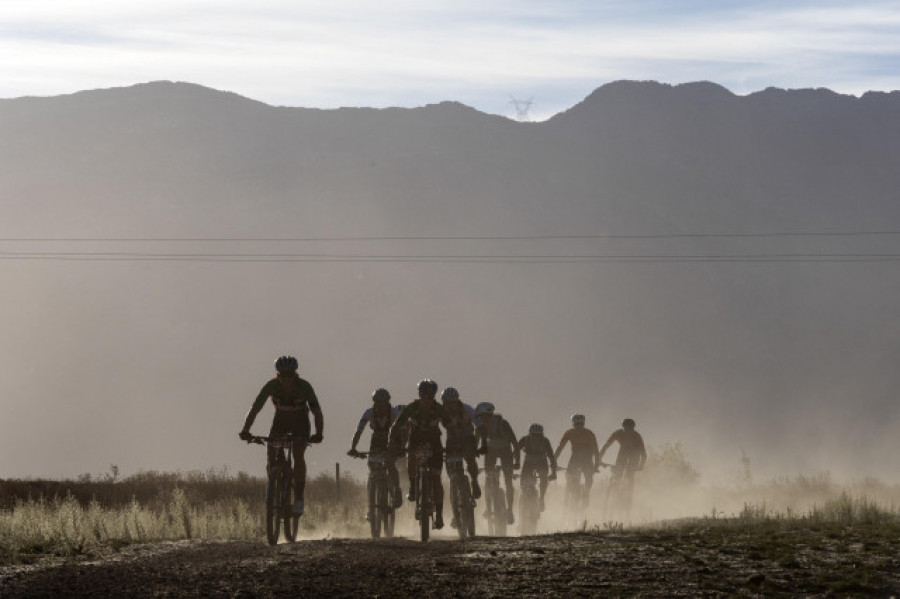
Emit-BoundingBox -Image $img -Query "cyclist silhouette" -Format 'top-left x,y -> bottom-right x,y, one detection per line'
239,355 -> 324,515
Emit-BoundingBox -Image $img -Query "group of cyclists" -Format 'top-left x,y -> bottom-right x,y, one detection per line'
239,355 -> 648,533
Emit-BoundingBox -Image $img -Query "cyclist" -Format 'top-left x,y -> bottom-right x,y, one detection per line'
439,386 -> 481,500
389,379 -> 448,529
475,402 -> 519,524
517,423 -> 557,512
598,418 -> 647,480
347,388 -> 404,511
239,355 -> 324,515
554,413 -> 600,507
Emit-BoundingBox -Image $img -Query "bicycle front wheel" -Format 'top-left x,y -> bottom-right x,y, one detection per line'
266,474 -> 283,545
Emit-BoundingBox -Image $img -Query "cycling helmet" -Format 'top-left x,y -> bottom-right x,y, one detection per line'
372,388 -> 391,403
274,355 -> 299,373
571,413 -> 586,426
529,423 -> 543,435
440,387 -> 460,404
475,402 -> 495,416
622,418 -> 636,429
417,379 -> 438,399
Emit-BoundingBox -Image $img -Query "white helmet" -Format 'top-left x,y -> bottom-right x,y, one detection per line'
571,413 -> 586,426
475,402 -> 495,416
529,423 -> 543,435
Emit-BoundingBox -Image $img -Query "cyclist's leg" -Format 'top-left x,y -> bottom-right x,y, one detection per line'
431,438 -> 445,527
406,451 -> 418,501
582,460 -> 594,507
536,462 -> 549,510
464,435 -> 480,497
500,452 -> 515,522
291,442 -> 309,501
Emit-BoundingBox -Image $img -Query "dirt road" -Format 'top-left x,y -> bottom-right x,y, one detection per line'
2,525 -> 899,597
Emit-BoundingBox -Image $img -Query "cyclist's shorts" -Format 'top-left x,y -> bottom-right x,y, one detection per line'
566,456 -> 595,476
521,460 -> 549,479
485,450 -> 514,472
269,412 -> 310,440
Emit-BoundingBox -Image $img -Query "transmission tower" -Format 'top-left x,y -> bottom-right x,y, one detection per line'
508,95 -> 534,122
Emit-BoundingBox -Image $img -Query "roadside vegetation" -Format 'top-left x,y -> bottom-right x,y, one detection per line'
0,468 -> 367,564
2,445 -> 899,570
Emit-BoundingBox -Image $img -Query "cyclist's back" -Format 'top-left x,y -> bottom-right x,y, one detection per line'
389,379 -> 448,529
554,415 -> 600,472
239,355 -> 324,516
475,402 -> 519,524
517,423 -> 557,511
553,413 -> 600,507
348,388 -> 404,511
599,418 -> 647,471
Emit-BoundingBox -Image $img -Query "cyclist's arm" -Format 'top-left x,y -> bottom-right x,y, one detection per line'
389,402 -> 414,446
636,432 -> 647,468
516,436 -> 528,452
474,424 -> 487,454
351,408 -> 372,451
543,437 -> 557,470
308,392 -> 324,438
589,430 -> 601,467
554,430 -> 571,460
503,421 -> 520,466
241,382 -> 274,434
597,431 -> 617,463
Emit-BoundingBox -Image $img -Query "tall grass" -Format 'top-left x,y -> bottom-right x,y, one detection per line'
0,469 -> 367,563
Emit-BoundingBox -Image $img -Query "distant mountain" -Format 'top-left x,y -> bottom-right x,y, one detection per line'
2,80 -> 899,480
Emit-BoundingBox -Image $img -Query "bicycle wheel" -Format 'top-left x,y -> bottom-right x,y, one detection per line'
368,475 -> 381,539
381,507 -> 395,539
454,476 -> 469,541
494,487 -> 508,537
458,478 -> 475,540
419,469 -> 431,542
463,500 -> 477,539
282,473 -> 298,543
266,473 -> 283,545
519,489 -> 536,535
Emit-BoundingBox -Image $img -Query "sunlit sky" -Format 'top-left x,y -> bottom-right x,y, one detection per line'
2,0 -> 899,118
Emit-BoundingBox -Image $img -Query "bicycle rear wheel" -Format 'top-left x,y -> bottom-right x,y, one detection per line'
492,488 -> 507,537
381,507 -> 395,539
520,490 -> 537,535
418,469 -> 431,542
458,478 -> 476,540
454,476 -> 470,541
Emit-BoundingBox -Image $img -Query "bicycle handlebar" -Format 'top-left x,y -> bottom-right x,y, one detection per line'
244,434 -> 318,446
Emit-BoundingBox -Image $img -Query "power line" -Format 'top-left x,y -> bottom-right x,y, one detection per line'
2,230 -> 900,242
2,251 -> 900,263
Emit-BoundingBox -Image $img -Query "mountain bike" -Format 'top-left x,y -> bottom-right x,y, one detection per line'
516,468 -> 540,535
350,450 -> 397,539
602,461 -> 638,520
562,463 -> 593,527
411,445 -> 437,542
482,466 -> 507,536
246,434 -> 304,545
445,450 -> 476,540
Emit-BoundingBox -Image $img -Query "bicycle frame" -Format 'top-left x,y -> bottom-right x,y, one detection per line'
352,451 -> 396,539
412,445 -> 435,542
482,465 -> 507,536
247,434 -> 301,545
519,468 -> 542,535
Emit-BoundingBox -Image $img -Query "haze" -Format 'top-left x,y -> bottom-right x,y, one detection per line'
1,80 -> 899,490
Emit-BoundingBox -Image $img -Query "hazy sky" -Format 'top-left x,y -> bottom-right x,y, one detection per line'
2,0 -> 899,119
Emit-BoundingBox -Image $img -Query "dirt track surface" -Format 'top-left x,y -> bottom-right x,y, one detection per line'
2,527 -> 899,597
